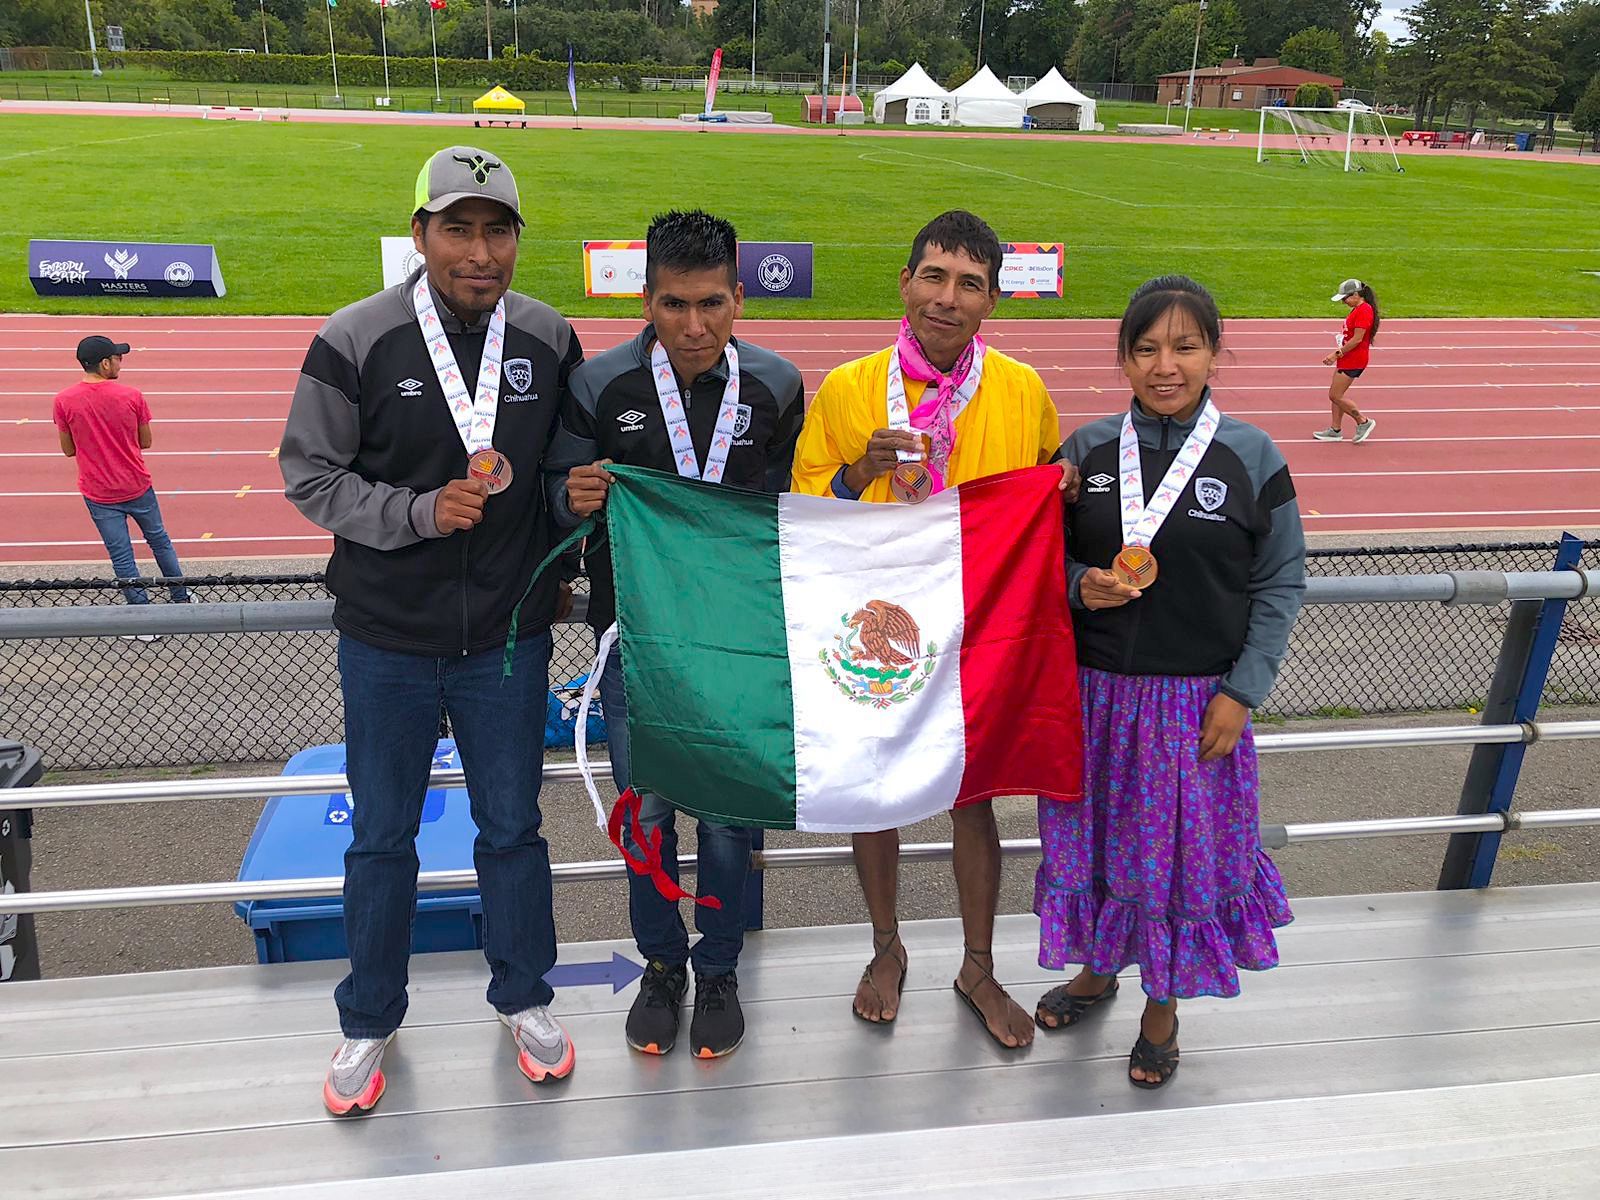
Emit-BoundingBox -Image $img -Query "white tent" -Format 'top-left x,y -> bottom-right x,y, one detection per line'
872,62 -> 952,125
949,65 -> 1026,128
1019,68 -> 1100,131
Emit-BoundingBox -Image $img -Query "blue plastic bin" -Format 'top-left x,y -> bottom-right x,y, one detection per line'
235,740 -> 484,964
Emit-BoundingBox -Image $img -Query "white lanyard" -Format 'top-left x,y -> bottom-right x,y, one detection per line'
886,342 -> 985,471
651,338 -> 742,484
1118,398 -> 1221,547
412,275 -> 506,454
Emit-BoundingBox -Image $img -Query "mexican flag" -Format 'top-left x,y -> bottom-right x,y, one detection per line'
592,464 -> 1083,838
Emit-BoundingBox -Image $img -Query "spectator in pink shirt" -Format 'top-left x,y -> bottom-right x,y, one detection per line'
53,336 -> 189,606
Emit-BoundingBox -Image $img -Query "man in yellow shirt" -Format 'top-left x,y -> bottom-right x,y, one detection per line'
792,210 -> 1069,1049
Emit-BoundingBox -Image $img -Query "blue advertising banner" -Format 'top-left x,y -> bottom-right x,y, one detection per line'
28,240 -> 227,298
738,241 -> 814,300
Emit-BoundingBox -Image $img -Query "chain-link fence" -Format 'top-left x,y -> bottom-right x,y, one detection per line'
3,545 -> 1598,770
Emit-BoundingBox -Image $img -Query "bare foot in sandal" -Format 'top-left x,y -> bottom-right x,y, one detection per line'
853,926 -> 907,1023
1035,969 -> 1119,1030
1129,1001 -> 1179,1088
954,947 -> 1034,1048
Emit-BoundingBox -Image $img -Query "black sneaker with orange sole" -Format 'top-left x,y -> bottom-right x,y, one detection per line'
690,970 -> 745,1059
626,960 -> 688,1055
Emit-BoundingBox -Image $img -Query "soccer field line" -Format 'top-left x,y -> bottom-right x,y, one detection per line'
854,148 -> 1144,208
0,129 -> 183,163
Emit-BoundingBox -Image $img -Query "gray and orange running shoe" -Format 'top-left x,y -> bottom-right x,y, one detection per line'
499,1005 -> 575,1082
322,1032 -> 395,1117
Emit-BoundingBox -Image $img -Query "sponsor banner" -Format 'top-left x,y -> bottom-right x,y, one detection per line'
999,242 -> 1064,299
738,241 -> 814,300
380,236 -> 425,288
705,47 -> 723,117
29,239 -> 226,298
583,240 -> 648,298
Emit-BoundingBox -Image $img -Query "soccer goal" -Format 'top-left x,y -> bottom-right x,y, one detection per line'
1257,107 -> 1403,173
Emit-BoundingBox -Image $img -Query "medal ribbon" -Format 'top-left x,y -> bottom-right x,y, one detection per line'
413,276 -> 506,455
1118,397 -> 1221,548
886,318 -> 985,494
650,339 -> 742,484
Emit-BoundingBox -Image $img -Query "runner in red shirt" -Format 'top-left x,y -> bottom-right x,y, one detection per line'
1312,279 -> 1380,443
52,336 -> 190,610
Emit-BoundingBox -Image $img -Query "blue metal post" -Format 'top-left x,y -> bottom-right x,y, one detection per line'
743,828 -> 766,931
1438,533 -> 1583,889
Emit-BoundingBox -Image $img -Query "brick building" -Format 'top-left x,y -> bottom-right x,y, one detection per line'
1156,58 -> 1343,109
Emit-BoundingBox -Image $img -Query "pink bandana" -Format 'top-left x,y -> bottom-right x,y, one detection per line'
895,317 -> 984,491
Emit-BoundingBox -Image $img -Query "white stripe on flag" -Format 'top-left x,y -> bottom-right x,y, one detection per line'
778,491 -> 967,832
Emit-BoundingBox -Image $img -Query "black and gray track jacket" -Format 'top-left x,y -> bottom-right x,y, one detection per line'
280,267 -> 582,656
543,324 -> 804,633
1057,393 -> 1306,709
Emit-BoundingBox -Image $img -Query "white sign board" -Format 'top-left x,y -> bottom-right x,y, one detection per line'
582,241 -> 649,298
998,242 -> 1065,298
381,236 -> 424,289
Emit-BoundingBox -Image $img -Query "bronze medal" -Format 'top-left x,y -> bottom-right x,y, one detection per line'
467,448 -> 513,495
890,461 -> 933,504
1112,545 -> 1158,589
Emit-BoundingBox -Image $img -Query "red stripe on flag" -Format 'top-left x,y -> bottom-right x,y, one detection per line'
954,466 -> 1083,805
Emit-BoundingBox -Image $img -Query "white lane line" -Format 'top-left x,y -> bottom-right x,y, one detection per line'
0,130 -> 182,162
1292,468 -> 1600,478
4,417 -> 283,425
7,341 -> 1599,353
0,450 -> 270,458
1,489 -> 285,498
0,534 -> 329,549
1304,509 -> 1600,520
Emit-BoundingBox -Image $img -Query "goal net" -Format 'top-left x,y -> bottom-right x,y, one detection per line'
1257,107 -> 1403,173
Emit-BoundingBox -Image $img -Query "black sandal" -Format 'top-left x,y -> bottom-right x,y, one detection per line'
952,946 -> 1030,1050
1128,1015 -> 1180,1089
852,925 -> 907,1024
1034,975 -> 1120,1031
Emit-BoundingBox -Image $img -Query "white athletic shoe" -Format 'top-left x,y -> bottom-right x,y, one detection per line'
1353,418 -> 1378,443
1311,427 -> 1343,441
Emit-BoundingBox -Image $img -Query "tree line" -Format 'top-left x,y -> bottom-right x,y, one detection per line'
4,1 -> 1597,114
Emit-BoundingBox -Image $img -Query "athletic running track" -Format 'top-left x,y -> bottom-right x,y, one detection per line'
4,314 -> 1599,566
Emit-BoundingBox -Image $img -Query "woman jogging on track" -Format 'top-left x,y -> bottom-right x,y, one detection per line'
1313,278 -> 1379,443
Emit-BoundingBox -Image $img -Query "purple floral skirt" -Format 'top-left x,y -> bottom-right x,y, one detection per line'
1034,668 -> 1293,1003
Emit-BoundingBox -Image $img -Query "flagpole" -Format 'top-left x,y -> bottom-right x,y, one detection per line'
512,0 -> 519,56
429,4 -> 441,103
378,0 -> 391,103
326,1 -> 341,102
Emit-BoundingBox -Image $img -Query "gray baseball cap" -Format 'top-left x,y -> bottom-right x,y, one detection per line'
1331,278 -> 1363,302
413,145 -> 523,226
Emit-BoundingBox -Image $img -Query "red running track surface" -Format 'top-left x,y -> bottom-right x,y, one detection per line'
4,314 -> 1599,565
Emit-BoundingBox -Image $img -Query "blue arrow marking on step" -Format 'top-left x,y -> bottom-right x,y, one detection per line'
544,952 -> 645,994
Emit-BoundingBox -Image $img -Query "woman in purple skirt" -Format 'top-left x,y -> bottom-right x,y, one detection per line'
1033,275 -> 1305,1088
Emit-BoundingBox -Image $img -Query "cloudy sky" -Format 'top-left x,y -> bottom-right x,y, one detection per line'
1372,6 -> 1409,41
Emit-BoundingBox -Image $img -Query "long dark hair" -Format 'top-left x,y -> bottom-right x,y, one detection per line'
1355,282 -> 1381,342
1116,274 -> 1223,363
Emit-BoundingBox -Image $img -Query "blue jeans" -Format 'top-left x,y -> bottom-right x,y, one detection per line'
83,488 -> 189,604
598,642 -> 750,976
335,630 -> 556,1039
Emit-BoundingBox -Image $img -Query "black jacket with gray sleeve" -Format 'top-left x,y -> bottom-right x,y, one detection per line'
544,325 -> 804,633
280,268 -> 582,656
1057,394 -> 1306,709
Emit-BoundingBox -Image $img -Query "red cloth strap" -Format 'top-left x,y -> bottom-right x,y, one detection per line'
606,787 -> 723,910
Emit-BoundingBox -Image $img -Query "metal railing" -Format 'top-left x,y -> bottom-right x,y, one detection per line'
6,542 -> 1598,771
2,557 -> 1597,918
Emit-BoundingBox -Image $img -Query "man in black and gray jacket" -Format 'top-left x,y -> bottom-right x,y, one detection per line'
545,210 -> 803,1061
281,145 -> 581,1116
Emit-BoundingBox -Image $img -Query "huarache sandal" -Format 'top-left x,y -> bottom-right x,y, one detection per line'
1128,1015 -> 1180,1089
852,925 -> 907,1024
952,946 -> 1030,1050
1034,975 -> 1120,1031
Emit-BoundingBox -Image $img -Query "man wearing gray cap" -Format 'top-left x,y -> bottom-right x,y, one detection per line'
281,146 -> 583,1115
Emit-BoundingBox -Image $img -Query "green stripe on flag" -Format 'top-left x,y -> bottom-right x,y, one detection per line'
606,466 -> 798,828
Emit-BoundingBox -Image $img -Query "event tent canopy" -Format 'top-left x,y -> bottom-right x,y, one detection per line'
1019,68 -> 1099,131
872,62 -> 952,124
949,65 -> 1026,128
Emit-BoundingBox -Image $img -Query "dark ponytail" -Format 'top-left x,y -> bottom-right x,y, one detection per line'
1358,282 -> 1380,342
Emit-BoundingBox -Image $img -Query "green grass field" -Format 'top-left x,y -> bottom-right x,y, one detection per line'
6,113 -> 1599,318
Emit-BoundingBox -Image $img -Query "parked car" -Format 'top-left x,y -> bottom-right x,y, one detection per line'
1336,98 -> 1374,112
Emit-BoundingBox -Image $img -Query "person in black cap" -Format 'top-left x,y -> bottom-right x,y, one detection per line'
52,336 -> 190,612
280,145 -> 582,1116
